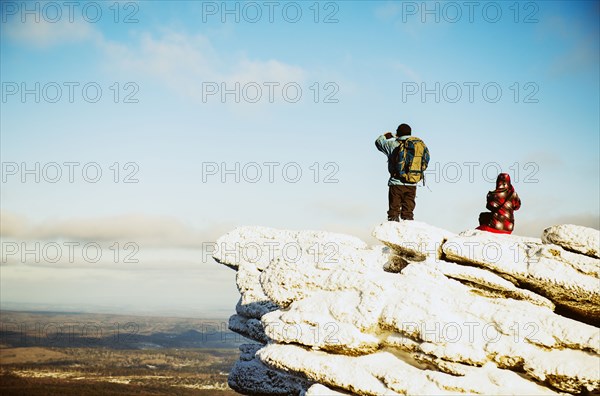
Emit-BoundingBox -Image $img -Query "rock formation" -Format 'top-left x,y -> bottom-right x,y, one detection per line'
213,222 -> 600,395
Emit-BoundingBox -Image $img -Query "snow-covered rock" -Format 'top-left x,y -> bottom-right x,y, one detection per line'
213,226 -> 367,271
372,220 -> 454,261
228,314 -> 269,344
258,343 -> 560,395
443,229 -> 600,320
214,222 -> 600,395
542,224 -> 600,258
228,343 -> 311,395
303,383 -> 350,395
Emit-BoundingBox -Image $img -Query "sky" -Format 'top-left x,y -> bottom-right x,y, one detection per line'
1,0 -> 599,317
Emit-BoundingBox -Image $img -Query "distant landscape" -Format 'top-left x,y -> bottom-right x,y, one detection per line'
0,310 -> 245,395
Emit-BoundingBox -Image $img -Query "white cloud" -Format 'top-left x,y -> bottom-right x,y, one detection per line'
0,211 -> 239,314
1,18 -> 98,48
101,31 -> 306,103
2,14 -> 307,104
0,211 -> 234,248
0,211 -> 29,238
0,256 -> 239,316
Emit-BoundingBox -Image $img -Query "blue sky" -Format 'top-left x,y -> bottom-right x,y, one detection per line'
1,1 -> 598,316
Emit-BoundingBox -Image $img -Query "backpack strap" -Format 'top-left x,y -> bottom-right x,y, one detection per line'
390,138 -> 406,179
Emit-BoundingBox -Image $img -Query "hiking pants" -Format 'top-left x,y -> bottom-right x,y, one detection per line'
388,185 -> 417,221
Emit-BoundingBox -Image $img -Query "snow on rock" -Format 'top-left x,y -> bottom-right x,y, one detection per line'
235,261 -> 279,319
372,220 -> 454,261
257,344 -> 559,396
213,226 -> 367,270
261,257 -> 599,392
228,314 -> 269,344
214,223 -> 600,395
303,383 -> 351,395
443,229 -> 600,320
228,343 -> 311,396
542,224 -> 600,259
431,260 -> 555,309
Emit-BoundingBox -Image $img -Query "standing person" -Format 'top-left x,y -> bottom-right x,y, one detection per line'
375,124 -> 430,221
476,173 -> 522,234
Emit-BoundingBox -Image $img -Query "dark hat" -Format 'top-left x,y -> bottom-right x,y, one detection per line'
396,124 -> 412,137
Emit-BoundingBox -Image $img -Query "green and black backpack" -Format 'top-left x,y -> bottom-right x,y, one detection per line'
392,137 -> 430,184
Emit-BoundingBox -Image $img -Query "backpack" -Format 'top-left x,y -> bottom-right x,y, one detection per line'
392,137 -> 430,184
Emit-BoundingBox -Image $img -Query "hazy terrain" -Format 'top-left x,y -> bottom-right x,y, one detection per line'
0,310 -> 244,395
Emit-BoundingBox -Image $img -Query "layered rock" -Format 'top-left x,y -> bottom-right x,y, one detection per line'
228,343 -> 311,395
372,220 -> 454,261
542,224 -> 600,258
443,230 -> 600,321
214,222 -> 600,395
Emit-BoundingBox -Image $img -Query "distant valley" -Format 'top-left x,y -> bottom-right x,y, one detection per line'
0,310 -> 244,395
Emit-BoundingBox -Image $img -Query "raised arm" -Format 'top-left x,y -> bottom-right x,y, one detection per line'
375,132 -> 395,156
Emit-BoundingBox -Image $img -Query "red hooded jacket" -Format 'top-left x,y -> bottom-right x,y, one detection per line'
477,173 -> 521,234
